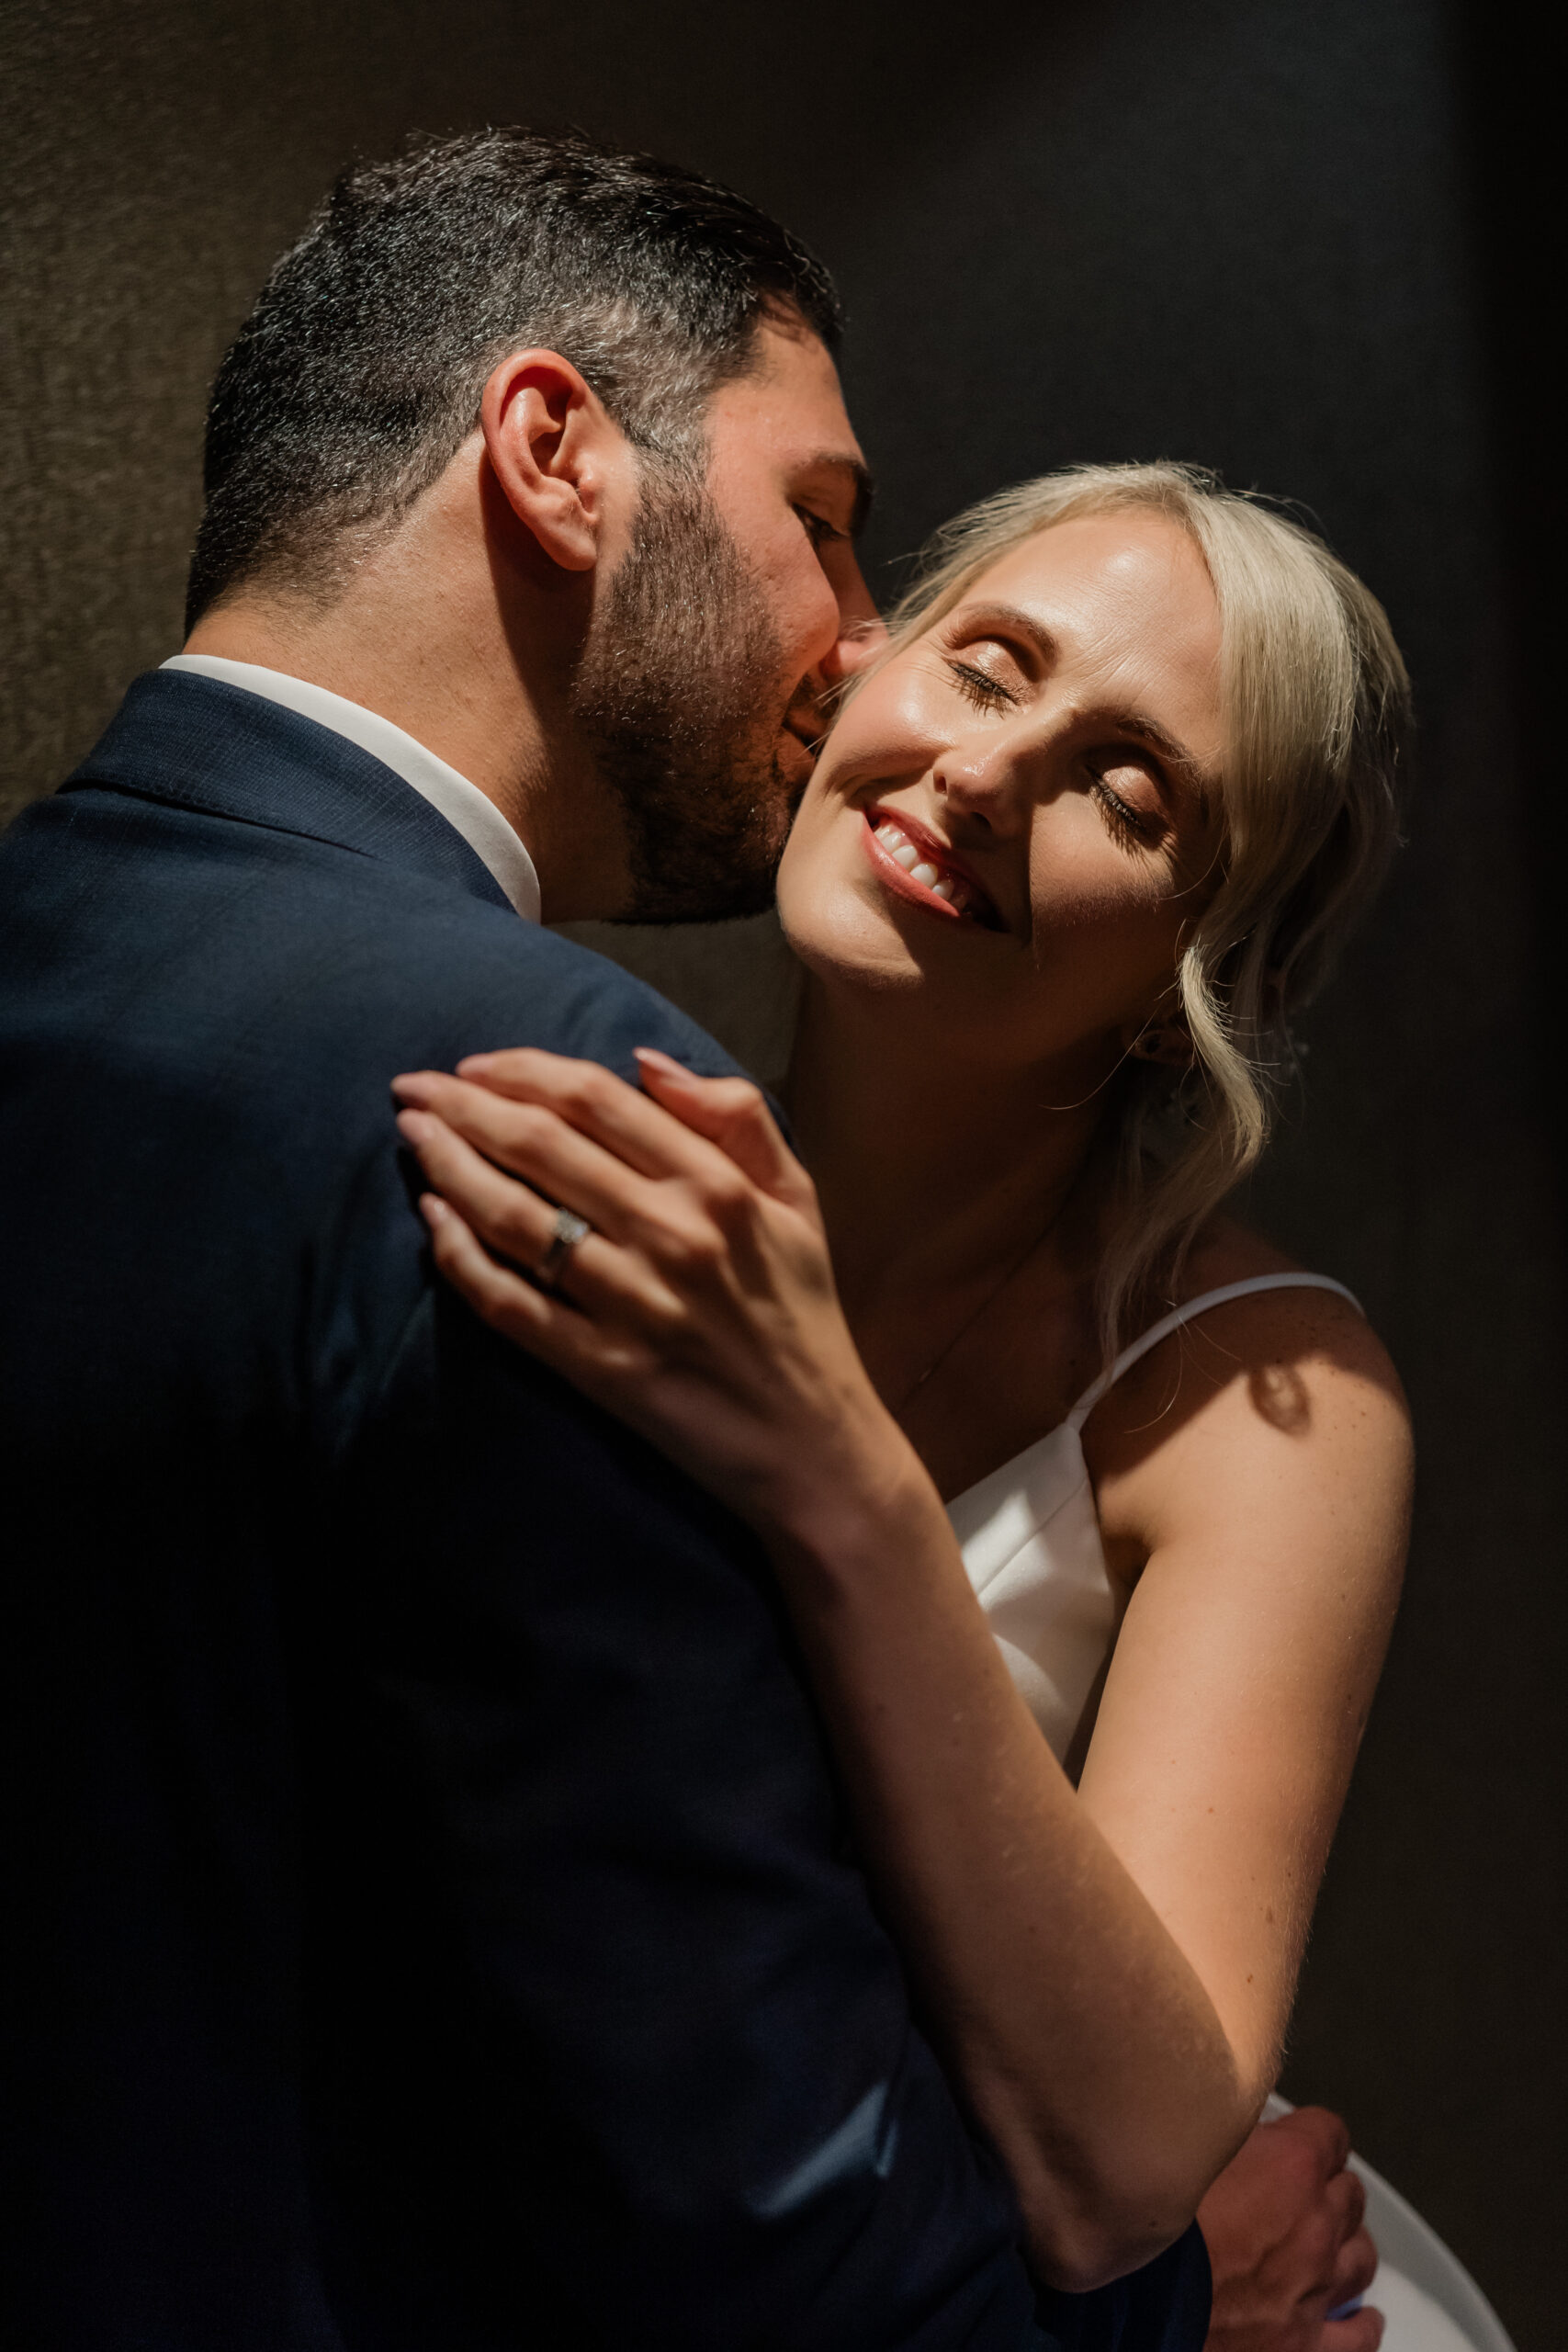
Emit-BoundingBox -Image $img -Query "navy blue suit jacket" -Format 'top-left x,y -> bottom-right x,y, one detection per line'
0,673 -> 1209,2351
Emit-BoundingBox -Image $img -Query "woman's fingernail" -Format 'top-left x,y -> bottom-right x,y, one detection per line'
419,1193 -> 450,1227
397,1109 -> 434,1143
635,1046 -> 694,1080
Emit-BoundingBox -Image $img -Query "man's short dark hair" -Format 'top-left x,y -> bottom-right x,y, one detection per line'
185,130 -> 842,629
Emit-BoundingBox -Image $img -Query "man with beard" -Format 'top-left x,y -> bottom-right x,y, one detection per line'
570,461 -> 819,920
0,130 -> 1364,2352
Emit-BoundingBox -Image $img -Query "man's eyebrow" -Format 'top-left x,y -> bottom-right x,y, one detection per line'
805,452 -> 875,537
957,597 -> 1213,803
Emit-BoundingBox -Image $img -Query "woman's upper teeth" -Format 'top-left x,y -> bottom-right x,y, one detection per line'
874,818 -> 975,913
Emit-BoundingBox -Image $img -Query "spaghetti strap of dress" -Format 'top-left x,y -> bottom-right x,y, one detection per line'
1064,1272 -> 1365,1432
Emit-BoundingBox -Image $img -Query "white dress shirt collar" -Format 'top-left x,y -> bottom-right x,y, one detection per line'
161,654 -> 541,922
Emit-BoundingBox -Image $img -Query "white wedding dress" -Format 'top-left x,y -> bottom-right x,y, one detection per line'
948,1271 -> 1516,2352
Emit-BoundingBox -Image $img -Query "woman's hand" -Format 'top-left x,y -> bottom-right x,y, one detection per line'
391,1047 -> 922,1544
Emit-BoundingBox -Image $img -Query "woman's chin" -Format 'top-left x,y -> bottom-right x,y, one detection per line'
778,884 -> 978,1003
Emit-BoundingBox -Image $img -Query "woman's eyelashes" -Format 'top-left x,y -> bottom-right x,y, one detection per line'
946,656 -> 1019,713
1089,767 -> 1159,846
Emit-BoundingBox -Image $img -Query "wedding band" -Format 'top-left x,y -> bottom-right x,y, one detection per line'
537,1205 -> 592,1284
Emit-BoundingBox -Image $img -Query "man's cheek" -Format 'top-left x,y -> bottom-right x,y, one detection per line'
749,526 -> 837,649
776,734 -> 818,797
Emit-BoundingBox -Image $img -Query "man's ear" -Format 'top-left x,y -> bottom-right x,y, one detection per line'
479,350 -> 626,575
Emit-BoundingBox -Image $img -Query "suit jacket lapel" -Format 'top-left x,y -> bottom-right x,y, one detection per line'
63,670 -> 517,915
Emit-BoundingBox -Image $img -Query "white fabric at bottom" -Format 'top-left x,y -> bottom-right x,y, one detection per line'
1262,2098 -> 1516,2352
1371,2269 -> 1492,2352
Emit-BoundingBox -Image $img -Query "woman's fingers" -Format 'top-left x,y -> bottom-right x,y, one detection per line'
420,1193 -> 563,1340
440,1046 -> 819,1218
419,1194 -> 641,1389
633,1049 -> 815,1208
444,1048 -> 724,1183
393,1074 -> 657,1242
397,1108 -> 672,1323
399,1108 -> 593,1282
395,1055 -> 824,1284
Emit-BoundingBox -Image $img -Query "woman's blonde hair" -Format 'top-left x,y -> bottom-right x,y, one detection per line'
866,462 -> 1413,1355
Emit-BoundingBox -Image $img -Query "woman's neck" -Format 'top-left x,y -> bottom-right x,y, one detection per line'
784,973 -> 1117,1393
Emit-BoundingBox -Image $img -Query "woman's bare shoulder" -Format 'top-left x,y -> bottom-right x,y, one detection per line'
1170,1214 -> 1401,1386
1173,1211 -> 1338,1297
1088,1213 -> 1411,1505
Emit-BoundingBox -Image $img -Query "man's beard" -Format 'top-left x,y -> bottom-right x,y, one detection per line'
569,469 -> 802,922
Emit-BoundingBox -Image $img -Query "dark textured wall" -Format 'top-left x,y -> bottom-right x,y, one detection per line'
4,4 -> 1560,2341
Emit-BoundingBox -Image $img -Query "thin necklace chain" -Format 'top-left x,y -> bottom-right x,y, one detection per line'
894,1204 -> 1067,1419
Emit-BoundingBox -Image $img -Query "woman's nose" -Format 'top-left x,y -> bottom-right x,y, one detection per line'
933,735 -> 1034,835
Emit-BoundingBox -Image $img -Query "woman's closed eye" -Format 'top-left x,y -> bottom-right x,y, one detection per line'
946,657 -> 1020,714
1089,762 -> 1160,846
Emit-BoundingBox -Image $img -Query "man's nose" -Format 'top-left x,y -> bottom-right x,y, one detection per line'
820,615 -> 889,687
818,552 -> 886,687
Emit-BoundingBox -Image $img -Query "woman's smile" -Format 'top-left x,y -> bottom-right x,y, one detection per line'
863,808 -> 1006,929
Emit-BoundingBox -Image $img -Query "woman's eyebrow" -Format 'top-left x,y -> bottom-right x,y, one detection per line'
955,599 -> 1060,665
1112,713 -> 1215,823
960,605 -> 1196,739
1118,711 -> 1201,776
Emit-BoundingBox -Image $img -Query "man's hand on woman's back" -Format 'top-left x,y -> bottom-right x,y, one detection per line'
1201,2106 -> 1382,2352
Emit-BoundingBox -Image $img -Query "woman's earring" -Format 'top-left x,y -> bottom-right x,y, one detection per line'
1132,1024 -> 1194,1068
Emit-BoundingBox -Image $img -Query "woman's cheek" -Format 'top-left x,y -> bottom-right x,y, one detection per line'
882,661 -> 954,748
776,785 -> 852,933
831,655 -> 948,772
774,810 -> 819,910
1026,837 -> 1178,947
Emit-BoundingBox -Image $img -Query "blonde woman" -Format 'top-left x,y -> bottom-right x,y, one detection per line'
393,466 -> 1414,2335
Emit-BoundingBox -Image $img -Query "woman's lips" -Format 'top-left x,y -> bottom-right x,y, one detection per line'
861,808 -> 1003,928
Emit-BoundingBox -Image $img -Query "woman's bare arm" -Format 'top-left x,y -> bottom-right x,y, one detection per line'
390,1050 -> 1410,2292
1080,1290 -> 1411,2104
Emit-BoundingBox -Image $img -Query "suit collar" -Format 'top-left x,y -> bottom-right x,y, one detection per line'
63,669 -> 519,916
159,656 -> 541,920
